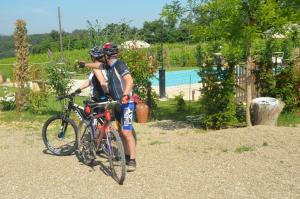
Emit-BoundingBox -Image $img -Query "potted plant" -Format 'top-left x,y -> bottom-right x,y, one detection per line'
132,93 -> 149,123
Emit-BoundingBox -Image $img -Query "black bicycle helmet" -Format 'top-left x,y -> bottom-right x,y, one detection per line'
89,46 -> 104,59
102,42 -> 118,56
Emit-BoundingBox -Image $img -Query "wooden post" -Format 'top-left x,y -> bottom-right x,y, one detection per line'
246,47 -> 253,126
58,7 -> 64,61
192,90 -> 195,101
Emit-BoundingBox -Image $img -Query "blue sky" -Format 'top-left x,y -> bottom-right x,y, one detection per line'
0,0 -> 186,35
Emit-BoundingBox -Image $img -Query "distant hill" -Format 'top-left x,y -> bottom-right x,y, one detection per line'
0,30 -> 90,59
0,35 -> 15,58
0,22 -> 143,60
0,20 -> 191,60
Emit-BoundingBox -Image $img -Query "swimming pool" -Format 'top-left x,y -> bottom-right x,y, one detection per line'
150,69 -> 201,87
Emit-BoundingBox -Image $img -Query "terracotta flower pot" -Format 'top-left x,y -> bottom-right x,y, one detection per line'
136,102 -> 149,123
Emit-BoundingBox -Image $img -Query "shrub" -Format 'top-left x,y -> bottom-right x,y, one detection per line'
198,43 -> 239,129
274,66 -> 300,112
0,99 -> 16,111
119,47 -> 159,118
26,91 -> 49,114
236,102 -> 246,123
174,92 -> 186,112
0,87 -> 16,111
46,62 -> 71,96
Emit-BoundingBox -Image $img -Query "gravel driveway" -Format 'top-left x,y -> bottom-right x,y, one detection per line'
0,121 -> 299,199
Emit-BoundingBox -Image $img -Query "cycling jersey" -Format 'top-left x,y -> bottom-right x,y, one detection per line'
103,59 -> 131,100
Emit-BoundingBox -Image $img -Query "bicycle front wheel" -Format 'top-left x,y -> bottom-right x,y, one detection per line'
76,121 -> 96,165
42,115 -> 78,156
107,130 -> 126,185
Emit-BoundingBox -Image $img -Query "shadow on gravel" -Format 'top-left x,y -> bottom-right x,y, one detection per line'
42,149 -> 54,155
150,120 -> 192,131
42,149 -> 75,156
74,152 -> 112,177
80,160 -> 112,176
95,161 -> 111,176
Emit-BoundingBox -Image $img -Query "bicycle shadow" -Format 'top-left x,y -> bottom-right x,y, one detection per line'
42,148 -> 112,177
42,142 -> 76,156
90,159 -> 112,177
75,152 -> 112,177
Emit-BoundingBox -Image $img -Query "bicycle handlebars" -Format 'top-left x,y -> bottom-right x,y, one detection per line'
57,89 -> 82,101
83,99 -> 117,108
57,92 -> 117,110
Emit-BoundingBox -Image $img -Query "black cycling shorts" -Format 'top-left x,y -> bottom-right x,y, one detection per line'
113,103 -> 122,123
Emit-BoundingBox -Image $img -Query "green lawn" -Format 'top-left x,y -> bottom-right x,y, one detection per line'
277,112 -> 300,127
156,99 -> 300,127
0,43 -> 199,79
0,96 -> 200,123
156,99 -> 201,121
0,87 -> 88,123
0,90 -> 299,128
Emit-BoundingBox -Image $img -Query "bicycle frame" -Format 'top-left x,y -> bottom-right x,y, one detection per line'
57,92 -> 117,153
76,99 -> 126,184
59,96 -> 86,138
62,97 -> 85,120
83,100 -> 117,152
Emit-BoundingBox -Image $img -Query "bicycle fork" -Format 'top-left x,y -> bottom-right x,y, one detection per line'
58,111 -> 72,139
58,120 -> 68,139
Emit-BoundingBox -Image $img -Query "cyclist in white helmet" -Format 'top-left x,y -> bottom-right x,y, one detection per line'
75,46 -> 108,100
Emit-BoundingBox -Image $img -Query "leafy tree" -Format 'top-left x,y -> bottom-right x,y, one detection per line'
192,0 -> 294,126
139,20 -> 164,43
161,0 -> 184,28
50,30 -> 60,41
253,37 -> 300,112
0,36 -> 14,58
86,19 -> 139,46
160,0 -> 185,43
101,22 -> 138,44
87,19 -> 103,46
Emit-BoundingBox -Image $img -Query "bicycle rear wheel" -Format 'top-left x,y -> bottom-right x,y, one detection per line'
107,130 -> 126,185
42,115 -> 78,155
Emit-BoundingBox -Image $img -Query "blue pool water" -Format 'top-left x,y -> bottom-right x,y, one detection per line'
150,69 -> 201,87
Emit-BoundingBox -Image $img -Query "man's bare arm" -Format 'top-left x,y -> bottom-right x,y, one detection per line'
78,61 -> 101,69
85,62 -> 102,69
123,74 -> 134,96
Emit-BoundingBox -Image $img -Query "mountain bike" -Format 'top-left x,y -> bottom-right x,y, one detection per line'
42,91 -> 126,184
76,99 -> 126,184
42,90 -> 84,156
